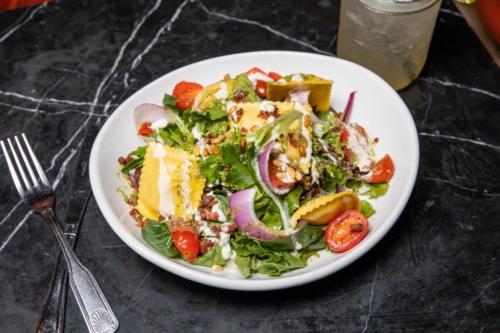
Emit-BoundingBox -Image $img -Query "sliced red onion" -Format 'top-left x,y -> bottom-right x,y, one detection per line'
134,103 -> 169,129
229,188 -> 286,240
342,91 -> 357,123
258,140 -> 293,195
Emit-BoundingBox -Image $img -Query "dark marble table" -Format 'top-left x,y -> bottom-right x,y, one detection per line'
0,0 -> 499,332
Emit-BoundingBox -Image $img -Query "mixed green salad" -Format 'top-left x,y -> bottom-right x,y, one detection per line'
118,67 -> 395,278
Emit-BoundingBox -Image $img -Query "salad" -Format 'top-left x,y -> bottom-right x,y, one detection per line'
118,67 -> 395,278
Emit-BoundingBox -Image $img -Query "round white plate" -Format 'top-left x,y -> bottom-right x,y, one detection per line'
89,51 -> 419,291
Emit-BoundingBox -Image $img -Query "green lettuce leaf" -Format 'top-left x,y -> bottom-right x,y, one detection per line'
360,200 -> 376,218
231,74 -> 259,102
362,182 -> 389,198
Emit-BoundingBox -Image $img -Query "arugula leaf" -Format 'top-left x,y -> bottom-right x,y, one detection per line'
193,246 -> 226,266
360,200 -> 376,218
141,220 -> 179,257
198,155 -> 223,184
321,164 -> 347,193
162,94 -> 177,108
283,185 -> 303,215
219,140 -> 255,190
120,146 -> 147,175
158,123 -> 193,151
206,100 -> 227,120
231,74 -> 259,102
362,182 -> 389,198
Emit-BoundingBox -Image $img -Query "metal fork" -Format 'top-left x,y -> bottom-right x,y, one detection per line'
1,134 -> 119,333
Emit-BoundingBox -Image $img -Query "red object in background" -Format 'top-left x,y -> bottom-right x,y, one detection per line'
0,0 -> 52,11
476,0 -> 500,46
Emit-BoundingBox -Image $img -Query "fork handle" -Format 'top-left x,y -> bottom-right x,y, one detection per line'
35,253 -> 67,333
43,209 -> 119,333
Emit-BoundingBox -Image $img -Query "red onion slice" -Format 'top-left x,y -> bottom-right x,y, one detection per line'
134,103 -> 170,129
258,140 -> 293,195
229,188 -> 286,240
342,91 -> 357,123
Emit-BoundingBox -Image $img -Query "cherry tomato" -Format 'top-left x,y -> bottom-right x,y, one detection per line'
340,127 -> 349,142
246,67 -> 267,76
255,80 -> 268,98
268,160 -> 295,189
171,230 -> 200,261
138,122 -> 153,136
325,209 -> 368,253
172,81 -> 203,110
370,154 -> 395,183
268,71 -> 282,81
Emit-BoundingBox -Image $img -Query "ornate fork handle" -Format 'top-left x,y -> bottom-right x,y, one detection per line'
42,208 -> 118,333
35,224 -> 77,333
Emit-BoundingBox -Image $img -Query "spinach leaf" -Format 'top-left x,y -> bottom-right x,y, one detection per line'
295,225 -> 325,250
120,146 -> 147,175
162,94 -> 177,108
360,200 -> 376,218
213,194 -> 229,218
284,185 -> 303,215
231,232 -> 315,278
257,251 -> 312,276
141,220 -> 179,257
193,246 -> 226,266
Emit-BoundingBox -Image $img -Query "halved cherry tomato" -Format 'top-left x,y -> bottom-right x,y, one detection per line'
268,160 -> 295,189
340,127 -> 349,142
268,71 -> 282,81
171,230 -> 200,261
172,81 -> 203,110
246,67 -> 267,76
370,154 -> 395,183
255,80 -> 268,98
138,122 -> 153,136
325,209 -> 368,253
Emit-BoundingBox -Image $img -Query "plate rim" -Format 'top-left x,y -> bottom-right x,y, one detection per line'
89,50 -> 420,291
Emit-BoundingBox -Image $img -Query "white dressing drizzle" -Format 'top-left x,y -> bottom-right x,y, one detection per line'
214,81 -> 228,100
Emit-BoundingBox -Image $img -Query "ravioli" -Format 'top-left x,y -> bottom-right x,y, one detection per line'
228,101 -> 311,131
135,143 -> 205,220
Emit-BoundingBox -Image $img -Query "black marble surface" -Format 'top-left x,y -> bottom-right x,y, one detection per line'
0,0 -> 499,332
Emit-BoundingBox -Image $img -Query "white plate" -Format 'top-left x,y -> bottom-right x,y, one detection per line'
89,51 -> 419,291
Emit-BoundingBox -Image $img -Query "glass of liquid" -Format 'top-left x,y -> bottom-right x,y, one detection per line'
337,0 -> 442,90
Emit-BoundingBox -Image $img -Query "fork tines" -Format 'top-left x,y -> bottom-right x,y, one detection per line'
1,133 -> 52,197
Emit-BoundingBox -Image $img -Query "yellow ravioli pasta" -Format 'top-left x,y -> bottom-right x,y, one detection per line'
135,143 -> 205,220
